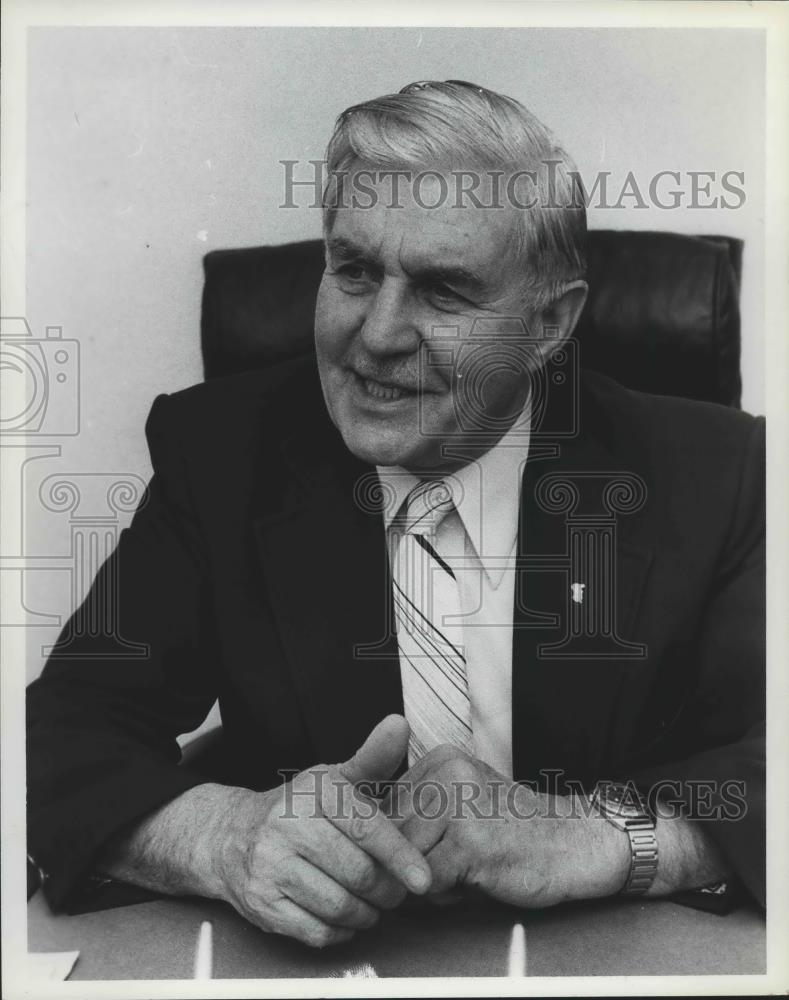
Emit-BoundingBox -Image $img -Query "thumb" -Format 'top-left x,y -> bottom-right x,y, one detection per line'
339,714 -> 410,785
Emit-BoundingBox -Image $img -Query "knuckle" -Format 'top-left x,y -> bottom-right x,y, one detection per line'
350,858 -> 378,895
349,813 -> 372,843
247,840 -> 264,871
273,861 -> 297,891
326,892 -> 353,921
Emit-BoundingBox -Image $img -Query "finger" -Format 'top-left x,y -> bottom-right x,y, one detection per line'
397,782 -> 449,855
244,896 -> 355,950
397,743 -> 469,787
322,768 -> 432,894
282,857 -> 380,930
295,821 -> 407,910
391,749 -> 494,840
338,714 -> 410,785
424,838 -> 463,896
355,867 -> 408,911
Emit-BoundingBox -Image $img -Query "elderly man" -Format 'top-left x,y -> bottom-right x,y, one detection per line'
27,81 -> 764,948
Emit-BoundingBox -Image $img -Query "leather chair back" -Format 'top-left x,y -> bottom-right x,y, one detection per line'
201,231 -> 743,407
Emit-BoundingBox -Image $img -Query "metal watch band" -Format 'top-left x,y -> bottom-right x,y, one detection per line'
591,783 -> 659,897
621,818 -> 659,895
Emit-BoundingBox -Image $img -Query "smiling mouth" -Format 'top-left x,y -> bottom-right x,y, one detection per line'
354,371 -> 418,403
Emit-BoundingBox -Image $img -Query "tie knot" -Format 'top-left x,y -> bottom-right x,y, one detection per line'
403,479 -> 455,536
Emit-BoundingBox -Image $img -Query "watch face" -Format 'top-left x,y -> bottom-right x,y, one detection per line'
596,782 -> 646,818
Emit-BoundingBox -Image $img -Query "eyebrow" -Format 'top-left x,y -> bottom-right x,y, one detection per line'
325,237 -> 379,268
325,236 -> 487,293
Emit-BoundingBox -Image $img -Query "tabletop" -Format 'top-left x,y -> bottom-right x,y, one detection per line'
28,890 -> 766,981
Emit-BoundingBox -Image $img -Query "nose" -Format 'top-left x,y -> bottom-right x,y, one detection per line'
359,278 -> 421,357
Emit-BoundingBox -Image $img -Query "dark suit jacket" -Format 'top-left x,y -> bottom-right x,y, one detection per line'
27,358 -> 766,910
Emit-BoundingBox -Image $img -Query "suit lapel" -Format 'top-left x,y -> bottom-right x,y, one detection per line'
253,413 -> 403,767
511,379 -> 653,785
252,368 -> 653,781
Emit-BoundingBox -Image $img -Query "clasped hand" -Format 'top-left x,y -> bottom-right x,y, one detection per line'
216,715 -> 622,947
215,715 -> 430,947
386,742 -> 622,909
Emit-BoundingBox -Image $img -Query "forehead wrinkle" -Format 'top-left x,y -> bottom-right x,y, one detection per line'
328,206 -> 404,266
400,207 -> 519,266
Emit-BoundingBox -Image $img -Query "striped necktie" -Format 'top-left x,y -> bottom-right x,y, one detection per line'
390,479 -> 474,766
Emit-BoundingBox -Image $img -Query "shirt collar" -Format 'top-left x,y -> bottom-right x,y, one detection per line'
377,408 -> 531,588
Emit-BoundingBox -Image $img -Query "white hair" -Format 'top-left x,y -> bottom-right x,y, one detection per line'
322,80 -> 587,310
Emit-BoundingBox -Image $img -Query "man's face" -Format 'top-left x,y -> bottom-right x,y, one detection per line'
314,171 -> 541,472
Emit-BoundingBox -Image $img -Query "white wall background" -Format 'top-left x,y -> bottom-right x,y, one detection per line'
21,26 -> 765,683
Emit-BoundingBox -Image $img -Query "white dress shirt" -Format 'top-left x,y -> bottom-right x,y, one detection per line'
377,411 -> 530,778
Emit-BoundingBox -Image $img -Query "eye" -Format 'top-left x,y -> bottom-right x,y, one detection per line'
329,261 -> 378,295
338,263 -> 368,281
426,283 -> 467,309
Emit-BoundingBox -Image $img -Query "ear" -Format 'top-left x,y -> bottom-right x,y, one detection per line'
533,279 -> 588,360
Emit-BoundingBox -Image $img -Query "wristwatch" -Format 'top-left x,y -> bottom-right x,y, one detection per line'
590,781 -> 659,896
